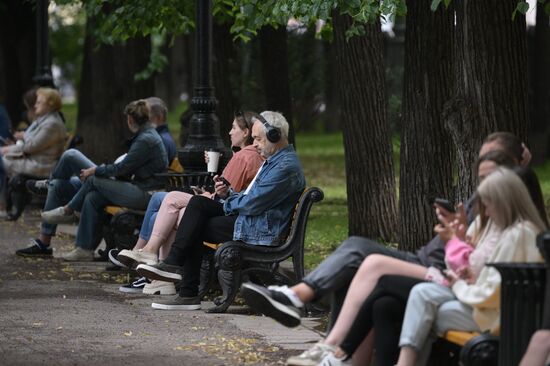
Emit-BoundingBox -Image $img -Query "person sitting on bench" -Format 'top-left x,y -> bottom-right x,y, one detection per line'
395,167 -> 546,366
114,110 -> 263,295
24,100 -> 168,262
0,88 -> 66,219
15,97 -> 172,258
135,111 -> 305,310
241,132 -> 531,366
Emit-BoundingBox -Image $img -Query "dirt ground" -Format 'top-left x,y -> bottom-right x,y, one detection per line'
0,208 -> 314,366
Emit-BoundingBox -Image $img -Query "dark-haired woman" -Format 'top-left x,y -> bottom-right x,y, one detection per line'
40,100 -> 168,261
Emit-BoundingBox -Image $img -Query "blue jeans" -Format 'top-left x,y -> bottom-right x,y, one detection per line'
139,191 -> 168,241
68,176 -> 152,250
41,149 -> 95,237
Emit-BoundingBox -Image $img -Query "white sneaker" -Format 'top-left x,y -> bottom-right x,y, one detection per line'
42,206 -> 76,224
286,342 -> 337,366
117,249 -> 158,269
318,353 -> 351,366
143,280 -> 176,295
61,247 -> 94,262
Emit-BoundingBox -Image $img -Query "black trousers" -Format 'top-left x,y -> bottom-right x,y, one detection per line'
165,195 -> 237,297
339,275 -> 425,366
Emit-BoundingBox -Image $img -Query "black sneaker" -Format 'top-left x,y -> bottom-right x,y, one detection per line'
119,277 -> 150,293
108,249 -> 128,269
136,262 -> 182,282
26,179 -> 49,196
16,239 -> 53,257
241,282 -> 302,328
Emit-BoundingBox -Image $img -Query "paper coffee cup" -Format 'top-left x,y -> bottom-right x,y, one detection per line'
206,150 -> 221,173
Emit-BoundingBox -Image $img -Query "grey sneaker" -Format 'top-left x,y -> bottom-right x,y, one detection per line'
286,342 -> 337,366
117,249 -> 158,269
61,247 -> 94,262
136,262 -> 182,282
41,206 -> 76,224
151,295 -> 201,310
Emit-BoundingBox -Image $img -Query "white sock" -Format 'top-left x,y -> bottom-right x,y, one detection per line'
269,285 -> 304,308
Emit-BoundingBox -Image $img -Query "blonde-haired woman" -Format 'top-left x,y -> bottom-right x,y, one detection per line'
0,88 -> 66,217
396,167 -> 547,366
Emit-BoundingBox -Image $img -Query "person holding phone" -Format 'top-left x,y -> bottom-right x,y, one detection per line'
115,111 -> 263,295
134,111 -> 305,310
241,133 -> 530,366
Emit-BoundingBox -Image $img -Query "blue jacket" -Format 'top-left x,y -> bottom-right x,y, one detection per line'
156,124 -> 177,163
95,124 -> 168,190
223,145 -> 305,246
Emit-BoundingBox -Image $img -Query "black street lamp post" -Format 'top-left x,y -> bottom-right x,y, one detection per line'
33,0 -> 54,87
178,0 -> 231,171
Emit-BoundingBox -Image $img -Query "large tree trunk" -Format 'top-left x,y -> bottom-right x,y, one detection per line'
398,1 -> 455,251
76,18 -> 155,163
259,26 -> 295,145
528,3 -> 550,163
332,12 -> 398,241
0,0 -> 36,124
443,0 -> 529,202
212,21 -> 238,144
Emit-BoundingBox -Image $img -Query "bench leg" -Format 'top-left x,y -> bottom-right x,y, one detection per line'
205,269 -> 241,313
198,250 -> 215,300
459,334 -> 499,366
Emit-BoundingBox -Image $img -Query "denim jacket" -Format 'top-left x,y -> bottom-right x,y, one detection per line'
95,124 -> 168,191
224,145 -> 305,246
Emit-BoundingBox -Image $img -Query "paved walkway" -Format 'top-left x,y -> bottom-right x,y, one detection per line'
0,207 -> 322,365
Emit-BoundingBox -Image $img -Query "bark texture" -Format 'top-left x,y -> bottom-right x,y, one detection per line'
332,12 -> 398,241
0,0 -> 36,124
259,26 -> 295,145
398,1 -> 455,251
443,0 -> 529,202
77,18 -> 155,163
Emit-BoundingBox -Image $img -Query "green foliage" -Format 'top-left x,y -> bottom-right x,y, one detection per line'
49,2 -> 86,88
81,0 -> 194,43
134,31 -> 169,81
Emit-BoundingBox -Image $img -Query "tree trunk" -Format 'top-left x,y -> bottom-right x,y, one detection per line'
322,39 -> 340,132
332,12 -> 398,241
76,17 -> 155,163
0,0 -> 36,124
443,0 -> 529,202
398,1 -> 455,251
212,21 -> 238,144
528,3 -> 550,162
259,26 -> 295,145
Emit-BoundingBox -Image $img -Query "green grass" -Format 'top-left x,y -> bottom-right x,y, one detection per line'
295,133 -> 349,268
62,102 -> 78,132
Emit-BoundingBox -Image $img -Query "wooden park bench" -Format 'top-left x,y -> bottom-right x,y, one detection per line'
198,186 -> 324,313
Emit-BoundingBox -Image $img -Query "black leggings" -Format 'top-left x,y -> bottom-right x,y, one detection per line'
339,275 -> 424,366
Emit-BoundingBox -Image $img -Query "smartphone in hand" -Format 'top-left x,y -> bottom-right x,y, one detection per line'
434,198 -> 456,213
218,176 -> 231,187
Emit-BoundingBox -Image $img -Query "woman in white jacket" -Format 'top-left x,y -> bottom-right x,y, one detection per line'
396,167 -> 547,366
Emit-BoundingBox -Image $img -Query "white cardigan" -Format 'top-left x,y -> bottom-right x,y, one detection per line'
452,220 -> 543,333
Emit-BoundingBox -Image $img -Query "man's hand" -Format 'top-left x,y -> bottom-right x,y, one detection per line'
79,167 -> 96,181
213,175 -> 229,199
